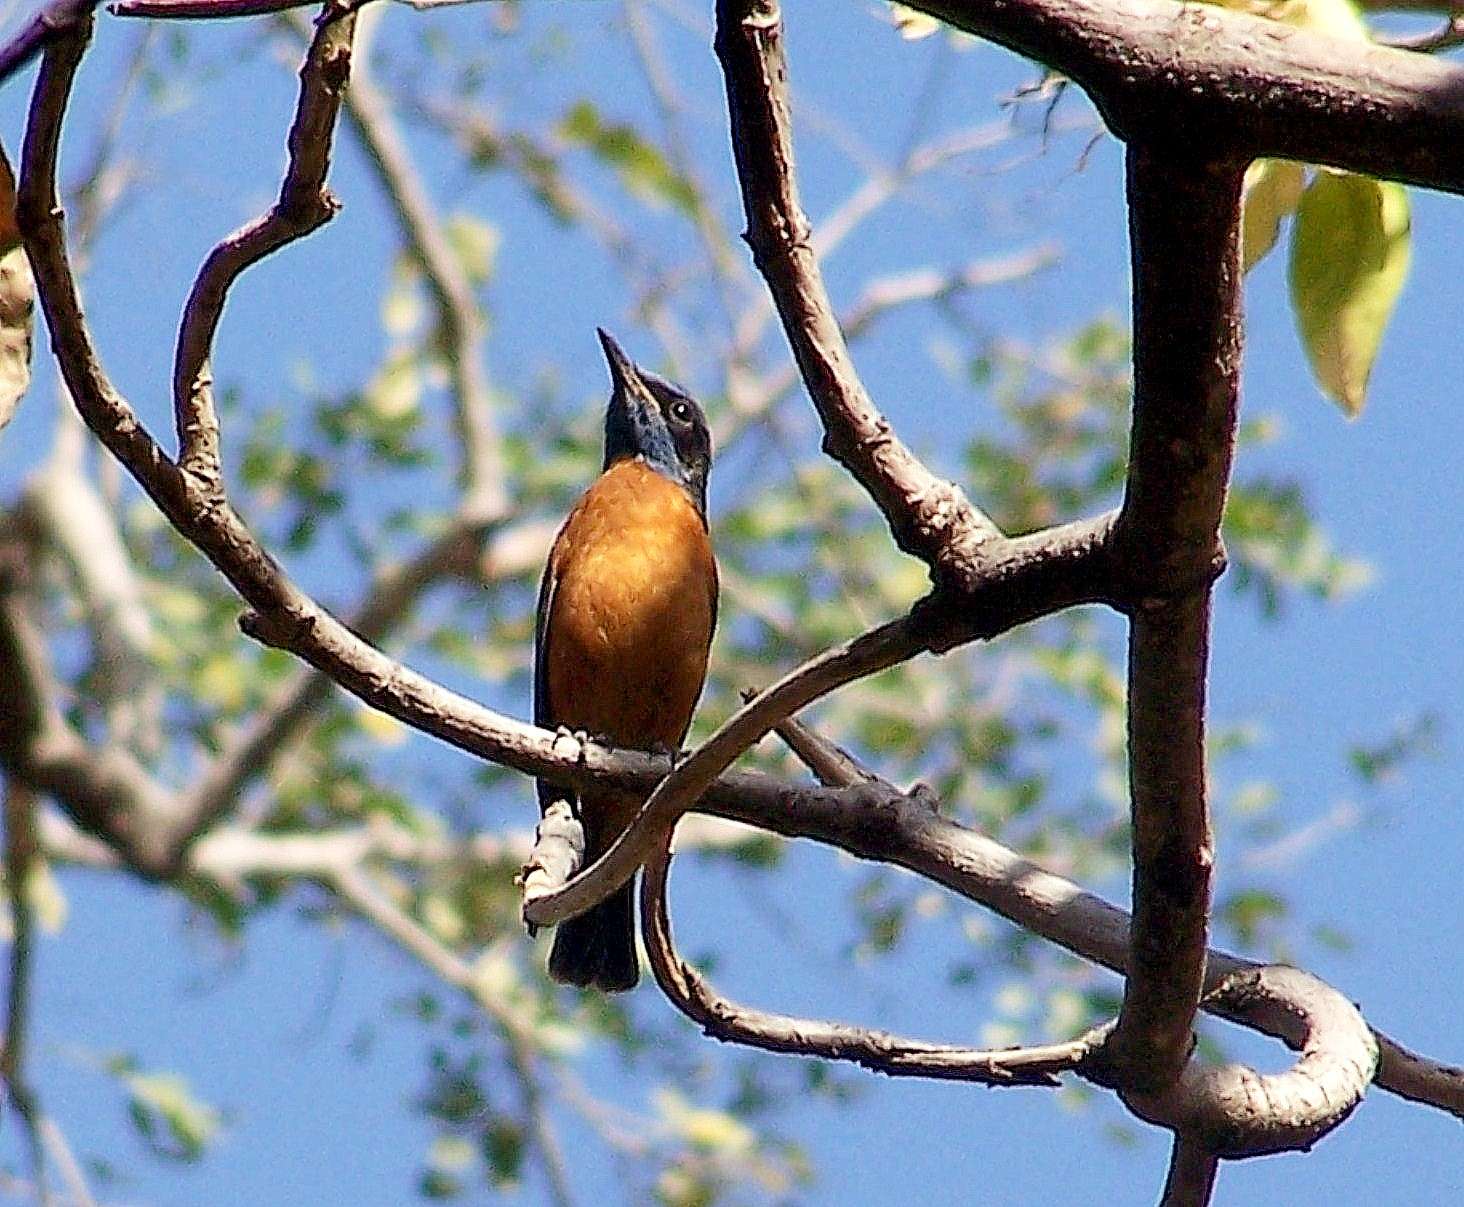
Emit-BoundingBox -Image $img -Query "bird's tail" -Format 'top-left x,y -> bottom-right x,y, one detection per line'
547,876 -> 638,992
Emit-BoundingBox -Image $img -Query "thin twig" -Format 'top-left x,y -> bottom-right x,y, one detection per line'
109,0 -> 325,18
324,4 -> 506,520
719,242 -> 1059,445
173,2 -> 357,492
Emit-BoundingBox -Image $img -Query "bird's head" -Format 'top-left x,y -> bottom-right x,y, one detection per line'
598,328 -> 712,517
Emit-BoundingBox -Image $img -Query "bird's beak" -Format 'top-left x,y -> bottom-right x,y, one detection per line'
597,328 -> 645,399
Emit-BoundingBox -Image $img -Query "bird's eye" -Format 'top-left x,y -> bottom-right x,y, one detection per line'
669,400 -> 693,424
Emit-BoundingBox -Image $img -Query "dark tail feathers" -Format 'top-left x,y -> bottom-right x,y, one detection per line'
547,877 -> 638,992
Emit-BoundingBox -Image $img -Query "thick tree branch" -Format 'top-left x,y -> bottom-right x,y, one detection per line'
1097,150 -> 1244,1095
641,844 -> 1107,1087
909,0 -> 1464,195
173,3 -> 357,492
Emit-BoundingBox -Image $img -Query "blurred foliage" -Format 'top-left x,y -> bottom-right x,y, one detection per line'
0,3 -> 1427,1204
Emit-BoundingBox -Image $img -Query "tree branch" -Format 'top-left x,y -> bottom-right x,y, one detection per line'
1160,1138 -> 1219,1207
0,0 -> 97,88
110,0 -> 322,17
1125,967 -> 1377,1159
172,1 -> 357,492
714,0 -> 1004,588
1093,149 -> 1244,1095
909,0 -> 1464,195
641,842 -> 1107,1087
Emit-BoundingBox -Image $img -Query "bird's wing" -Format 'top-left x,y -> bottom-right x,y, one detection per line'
533,530 -> 568,814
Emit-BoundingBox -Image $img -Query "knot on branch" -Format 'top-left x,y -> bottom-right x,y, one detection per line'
1112,535 -> 1228,616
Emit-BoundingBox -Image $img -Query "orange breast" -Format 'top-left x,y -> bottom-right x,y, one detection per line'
542,458 -> 717,753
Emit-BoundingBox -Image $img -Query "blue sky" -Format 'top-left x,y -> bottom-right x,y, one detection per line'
1,2 -> 1461,1204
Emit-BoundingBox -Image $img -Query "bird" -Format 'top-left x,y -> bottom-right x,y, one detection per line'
533,329 -> 718,991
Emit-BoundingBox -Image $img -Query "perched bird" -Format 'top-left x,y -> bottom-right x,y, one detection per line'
534,329 -> 718,991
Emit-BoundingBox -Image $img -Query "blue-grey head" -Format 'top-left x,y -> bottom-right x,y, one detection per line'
598,328 -> 712,518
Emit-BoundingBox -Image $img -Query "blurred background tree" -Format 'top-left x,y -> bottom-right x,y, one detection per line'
0,2 -> 1458,1204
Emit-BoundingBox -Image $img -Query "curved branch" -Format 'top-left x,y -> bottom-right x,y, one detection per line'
641,843 -> 1103,1087
1123,967 -> 1378,1159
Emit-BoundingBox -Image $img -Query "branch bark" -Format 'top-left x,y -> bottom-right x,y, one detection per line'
1096,149 -> 1244,1094
909,0 -> 1464,196
1161,1138 -> 1219,1207
641,842 -> 1107,1087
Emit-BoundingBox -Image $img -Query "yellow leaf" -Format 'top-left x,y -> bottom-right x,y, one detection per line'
888,4 -> 941,38
356,705 -> 407,746
1205,0 -> 1368,40
0,244 -> 33,435
365,349 -> 421,420
196,652 -> 247,712
1241,159 -> 1306,274
1288,172 -> 1410,417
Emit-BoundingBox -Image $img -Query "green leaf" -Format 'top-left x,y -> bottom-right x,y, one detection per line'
1288,172 -> 1410,416
558,100 -> 698,216
1241,159 -> 1305,274
444,213 -> 500,285
1220,889 -> 1287,946
122,1071 -> 221,1162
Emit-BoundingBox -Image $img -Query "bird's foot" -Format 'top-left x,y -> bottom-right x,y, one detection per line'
646,740 -> 686,768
